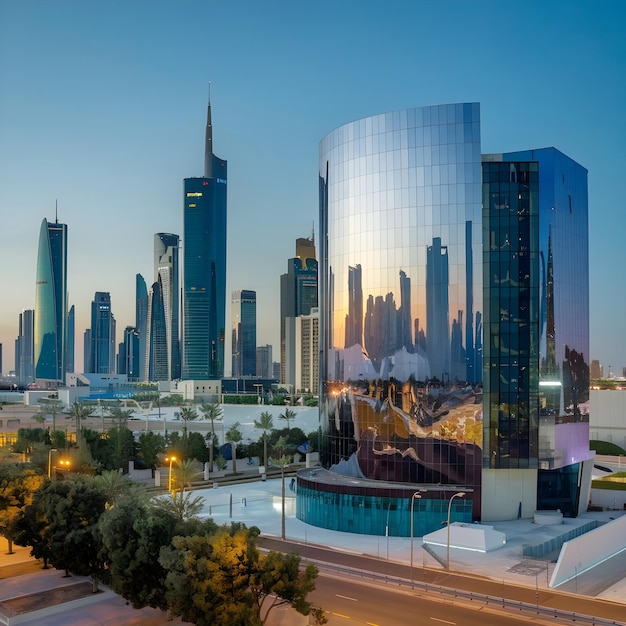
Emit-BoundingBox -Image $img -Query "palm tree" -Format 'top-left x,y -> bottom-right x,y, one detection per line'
253,411 -> 274,469
152,490 -> 205,522
173,458 -> 201,494
225,422 -> 243,475
68,402 -> 93,444
278,407 -> 297,431
199,402 -> 223,472
180,406 -> 199,439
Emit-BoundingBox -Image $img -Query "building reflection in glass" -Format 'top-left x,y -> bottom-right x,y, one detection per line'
319,104 -> 484,515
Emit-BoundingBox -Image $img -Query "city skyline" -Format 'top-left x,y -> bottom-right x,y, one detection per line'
0,1 -> 624,375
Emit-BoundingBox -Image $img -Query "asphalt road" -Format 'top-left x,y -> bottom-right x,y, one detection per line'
258,536 -> 626,625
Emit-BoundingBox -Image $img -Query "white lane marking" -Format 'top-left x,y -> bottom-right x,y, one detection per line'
429,619 -> 456,625
335,594 -> 358,601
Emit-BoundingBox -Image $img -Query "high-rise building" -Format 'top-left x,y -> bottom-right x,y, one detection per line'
231,290 -> 256,378
15,310 -> 35,387
182,96 -> 227,380
146,280 -> 168,381
135,274 -> 148,381
589,360 -> 603,379
295,307 -> 319,394
256,344 -> 273,378
154,233 -> 180,380
280,236 -> 318,385
299,104 -> 592,538
89,292 -> 116,374
34,217 -> 68,385
66,304 -> 75,374
118,326 -> 140,381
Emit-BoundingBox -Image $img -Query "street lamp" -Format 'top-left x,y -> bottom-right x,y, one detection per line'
410,491 -> 423,585
47,448 -> 57,478
446,491 -> 466,570
165,456 -> 177,494
57,459 -> 71,472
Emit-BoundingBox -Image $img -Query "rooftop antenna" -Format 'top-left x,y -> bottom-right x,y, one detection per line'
55,199 -> 58,224
204,81 -> 213,178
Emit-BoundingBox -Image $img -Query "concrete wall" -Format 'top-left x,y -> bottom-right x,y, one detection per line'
590,389 -> 626,450
590,487 -> 626,511
481,468 -> 537,521
578,457 -> 595,515
550,514 -> 626,587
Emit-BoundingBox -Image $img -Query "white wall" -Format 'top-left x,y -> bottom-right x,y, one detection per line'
590,389 -> 626,450
481,468 -> 537,521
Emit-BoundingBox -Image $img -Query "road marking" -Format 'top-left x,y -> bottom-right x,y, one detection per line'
366,622 -> 380,626
430,619 -> 456,625
336,594 -> 357,601
332,612 -> 351,619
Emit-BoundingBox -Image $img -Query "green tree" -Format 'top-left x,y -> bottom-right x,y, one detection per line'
91,470 -> 137,505
0,464 -> 45,554
173,458 -> 201,493
250,551 -> 321,625
254,411 -> 274,468
68,402 -> 93,444
138,431 -> 166,471
98,492 -> 179,610
278,408 -> 297,431
199,402 -> 223,472
180,406 -> 199,439
37,398 -> 65,432
152,490 -> 205,523
15,478 -> 107,590
104,425 -> 135,473
225,421 -> 243,474
187,431 -> 209,463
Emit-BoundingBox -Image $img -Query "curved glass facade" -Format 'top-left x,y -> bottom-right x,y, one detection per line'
311,104 -> 484,531
34,218 -> 67,384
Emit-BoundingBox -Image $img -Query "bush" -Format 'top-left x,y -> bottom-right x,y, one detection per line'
590,440 -> 626,456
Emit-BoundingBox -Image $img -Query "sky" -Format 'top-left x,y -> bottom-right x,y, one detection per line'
0,0 -> 625,377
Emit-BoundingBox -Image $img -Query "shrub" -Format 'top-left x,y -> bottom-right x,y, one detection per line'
590,440 -> 626,456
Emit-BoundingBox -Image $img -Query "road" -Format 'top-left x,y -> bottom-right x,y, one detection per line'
308,573 -> 553,626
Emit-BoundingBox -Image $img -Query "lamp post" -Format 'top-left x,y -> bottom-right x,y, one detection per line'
47,448 -> 57,478
165,456 -> 177,494
446,491 -> 466,570
410,492 -> 423,585
57,459 -> 71,472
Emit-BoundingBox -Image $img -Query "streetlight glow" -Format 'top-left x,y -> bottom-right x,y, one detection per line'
410,490 -> 426,584
446,491 -> 466,570
165,456 -> 177,495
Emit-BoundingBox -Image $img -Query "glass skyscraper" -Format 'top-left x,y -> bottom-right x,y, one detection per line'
183,97 -> 227,380
34,217 -> 68,385
153,233 -> 180,380
89,292 -> 116,374
231,289 -> 257,378
135,274 -> 148,381
299,104 -> 591,537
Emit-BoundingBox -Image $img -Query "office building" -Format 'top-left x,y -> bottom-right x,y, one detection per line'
256,344 -> 273,378
295,307 -> 319,395
280,236 -> 318,385
146,280 -> 168,381
231,290 -> 256,377
136,274 -> 148,381
34,217 -> 68,385
182,96 -> 227,380
118,326 -> 140,381
15,310 -> 35,387
298,104 -> 591,537
89,292 -> 116,374
154,233 -> 180,380
589,360 -> 603,380
66,304 -> 75,374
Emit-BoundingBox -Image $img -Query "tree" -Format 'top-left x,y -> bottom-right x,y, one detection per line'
91,470 -> 136,505
68,402 -> 93,444
173,458 -> 201,493
254,411 -> 274,468
225,421 -> 243,474
159,523 -> 321,626
180,406 -> 199,439
187,431 -> 209,463
152,490 -> 205,523
199,402 -> 223,472
15,478 -> 107,590
278,408 -> 297,431
250,551 -> 321,625
138,431 -> 166,471
270,436 -> 292,540
37,398 -> 64,432
0,464 -> 45,554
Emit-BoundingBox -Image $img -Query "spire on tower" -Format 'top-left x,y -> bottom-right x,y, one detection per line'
204,81 -> 213,178
55,199 -> 58,224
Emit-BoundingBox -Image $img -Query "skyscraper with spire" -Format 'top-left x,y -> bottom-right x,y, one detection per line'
182,92 -> 227,380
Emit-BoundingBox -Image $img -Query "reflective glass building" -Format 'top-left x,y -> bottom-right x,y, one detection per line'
89,292 -> 116,374
183,98 -> 227,380
298,104 -> 591,536
34,217 -> 68,384
231,290 -> 257,378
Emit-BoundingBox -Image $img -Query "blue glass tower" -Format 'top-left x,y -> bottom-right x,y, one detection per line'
34,217 -> 68,385
183,97 -> 227,380
89,292 -> 116,374
231,290 -> 257,377
135,274 -> 148,381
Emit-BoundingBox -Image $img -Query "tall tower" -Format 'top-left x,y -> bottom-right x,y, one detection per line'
280,236 -> 318,385
135,274 -> 148,381
89,292 -> 116,374
16,310 -> 35,386
34,217 -> 68,385
231,290 -> 257,377
154,233 -> 180,380
182,92 -> 227,380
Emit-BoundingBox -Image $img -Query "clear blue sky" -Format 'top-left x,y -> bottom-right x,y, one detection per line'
0,0 -> 624,376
